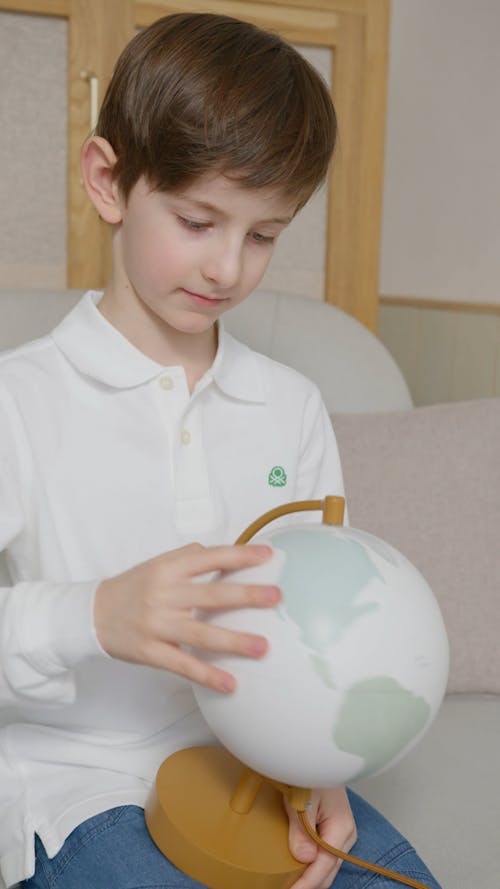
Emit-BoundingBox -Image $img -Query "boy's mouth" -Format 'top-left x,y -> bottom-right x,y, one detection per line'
182,289 -> 228,307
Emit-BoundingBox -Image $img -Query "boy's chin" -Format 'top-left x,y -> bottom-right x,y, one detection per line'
165,309 -> 220,336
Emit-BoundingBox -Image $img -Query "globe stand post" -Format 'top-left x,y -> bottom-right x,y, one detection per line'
144,497 -> 345,889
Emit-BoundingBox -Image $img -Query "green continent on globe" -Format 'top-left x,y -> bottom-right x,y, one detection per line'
275,529 -> 381,651
334,677 -> 431,780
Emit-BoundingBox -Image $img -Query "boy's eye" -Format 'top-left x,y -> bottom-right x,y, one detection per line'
177,215 -> 275,243
250,231 -> 275,244
178,216 -> 210,231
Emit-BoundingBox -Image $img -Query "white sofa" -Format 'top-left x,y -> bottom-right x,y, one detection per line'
1,289 -> 498,889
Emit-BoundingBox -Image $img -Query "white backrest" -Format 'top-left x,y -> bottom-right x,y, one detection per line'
225,290 -> 412,414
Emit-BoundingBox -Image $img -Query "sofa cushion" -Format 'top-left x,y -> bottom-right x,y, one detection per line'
352,693 -> 500,889
332,398 -> 500,694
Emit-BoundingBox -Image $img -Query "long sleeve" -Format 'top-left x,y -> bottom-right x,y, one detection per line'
0,386 -> 105,708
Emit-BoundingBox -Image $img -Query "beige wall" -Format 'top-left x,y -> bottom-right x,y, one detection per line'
379,303 -> 500,406
377,0 -> 500,404
380,0 -> 500,307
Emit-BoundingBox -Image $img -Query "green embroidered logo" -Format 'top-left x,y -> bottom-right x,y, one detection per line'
268,466 -> 287,487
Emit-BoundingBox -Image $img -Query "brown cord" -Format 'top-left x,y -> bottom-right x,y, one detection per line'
298,811 -> 432,889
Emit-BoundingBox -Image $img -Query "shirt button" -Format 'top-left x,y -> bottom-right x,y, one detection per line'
181,430 -> 191,445
159,375 -> 174,390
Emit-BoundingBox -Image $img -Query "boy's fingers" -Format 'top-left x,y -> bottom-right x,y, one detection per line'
285,800 -> 342,889
285,800 -> 319,864
147,640 -> 237,693
288,851 -> 341,889
166,616 -> 269,659
164,543 -> 274,579
175,581 -> 281,610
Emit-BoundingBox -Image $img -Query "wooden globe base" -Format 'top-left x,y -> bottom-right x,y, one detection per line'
145,746 -> 306,889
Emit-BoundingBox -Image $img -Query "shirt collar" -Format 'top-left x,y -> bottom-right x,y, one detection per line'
51,290 -> 266,402
210,322 -> 266,403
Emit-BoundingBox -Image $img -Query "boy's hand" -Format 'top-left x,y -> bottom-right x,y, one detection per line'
285,787 -> 357,888
94,543 -> 279,692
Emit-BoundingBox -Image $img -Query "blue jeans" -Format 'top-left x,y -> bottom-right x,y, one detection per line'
22,791 -> 441,889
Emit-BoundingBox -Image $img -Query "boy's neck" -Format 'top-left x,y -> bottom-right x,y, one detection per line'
97,287 -> 218,393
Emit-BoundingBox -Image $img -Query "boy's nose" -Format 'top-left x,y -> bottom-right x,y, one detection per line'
201,238 -> 243,290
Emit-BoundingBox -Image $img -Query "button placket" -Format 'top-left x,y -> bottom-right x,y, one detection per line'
155,374 -> 214,531
154,371 -> 189,482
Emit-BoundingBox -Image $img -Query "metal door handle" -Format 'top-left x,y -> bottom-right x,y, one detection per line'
80,69 -> 99,132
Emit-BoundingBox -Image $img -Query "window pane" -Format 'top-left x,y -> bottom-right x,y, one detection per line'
0,11 -> 67,287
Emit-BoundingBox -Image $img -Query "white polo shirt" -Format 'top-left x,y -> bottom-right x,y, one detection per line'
0,291 -> 345,886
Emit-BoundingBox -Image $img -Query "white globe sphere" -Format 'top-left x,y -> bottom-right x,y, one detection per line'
193,523 -> 449,788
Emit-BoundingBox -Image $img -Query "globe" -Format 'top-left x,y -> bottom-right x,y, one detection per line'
193,522 -> 449,789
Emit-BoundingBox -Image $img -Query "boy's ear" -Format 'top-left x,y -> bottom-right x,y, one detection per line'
80,136 -> 123,224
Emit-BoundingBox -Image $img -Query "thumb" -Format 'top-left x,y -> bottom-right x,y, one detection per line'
284,797 -> 318,863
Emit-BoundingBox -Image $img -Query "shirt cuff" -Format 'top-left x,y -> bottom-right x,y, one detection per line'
17,579 -> 109,674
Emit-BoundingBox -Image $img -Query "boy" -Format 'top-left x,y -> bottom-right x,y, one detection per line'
0,13 -> 441,889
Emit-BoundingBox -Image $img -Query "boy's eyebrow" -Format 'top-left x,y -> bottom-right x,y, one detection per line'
175,195 -> 293,225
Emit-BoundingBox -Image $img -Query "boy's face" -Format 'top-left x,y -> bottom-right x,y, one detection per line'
111,171 -> 296,338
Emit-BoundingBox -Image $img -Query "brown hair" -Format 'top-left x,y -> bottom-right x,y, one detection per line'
96,13 -> 337,209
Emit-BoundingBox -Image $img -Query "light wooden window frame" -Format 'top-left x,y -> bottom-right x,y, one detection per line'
1,0 -> 390,331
